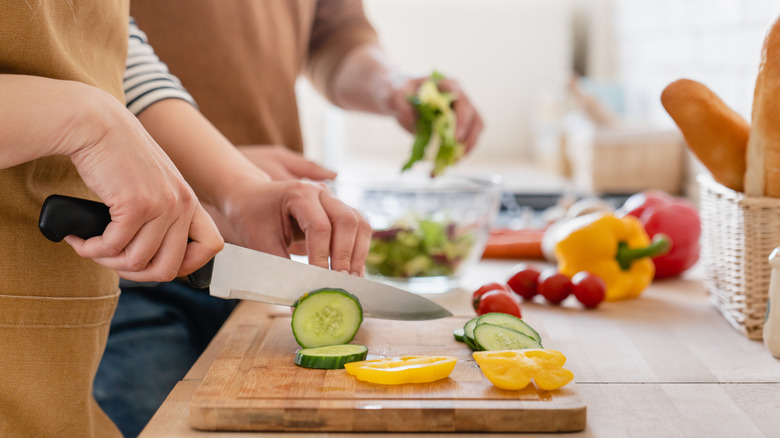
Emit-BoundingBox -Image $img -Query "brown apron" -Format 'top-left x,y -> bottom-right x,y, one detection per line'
0,1 -> 129,436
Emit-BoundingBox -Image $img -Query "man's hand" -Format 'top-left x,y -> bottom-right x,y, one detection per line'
238,145 -> 337,181
330,45 -> 485,154
388,75 -> 484,154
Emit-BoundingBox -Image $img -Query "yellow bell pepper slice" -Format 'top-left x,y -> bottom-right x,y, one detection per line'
473,349 -> 573,391
344,355 -> 457,385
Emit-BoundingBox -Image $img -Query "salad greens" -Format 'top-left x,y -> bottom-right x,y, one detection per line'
366,218 -> 474,278
402,71 -> 465,177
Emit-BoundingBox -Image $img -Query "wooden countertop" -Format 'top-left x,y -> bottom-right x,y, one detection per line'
139,261 -> 780,437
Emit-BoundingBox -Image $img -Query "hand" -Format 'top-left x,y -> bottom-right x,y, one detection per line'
238,144 -> 337,181
220,179 -> 371,276
63,85 -> 223,281
388,75 -> 484,153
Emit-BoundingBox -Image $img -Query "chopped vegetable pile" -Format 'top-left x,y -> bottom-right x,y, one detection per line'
366,218 -> 474,278
402,71 -> 465,177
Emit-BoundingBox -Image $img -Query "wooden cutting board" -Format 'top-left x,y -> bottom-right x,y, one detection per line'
189,308 -> 586,433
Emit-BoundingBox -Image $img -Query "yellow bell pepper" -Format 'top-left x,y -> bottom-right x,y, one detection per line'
554,214 -> 670,301
344,356 -> 456,385
473,349 -> 573,391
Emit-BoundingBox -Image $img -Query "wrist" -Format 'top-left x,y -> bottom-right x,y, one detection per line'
211,168 -> 272,220
63,82 -> 130,159
380,70 -> 414,117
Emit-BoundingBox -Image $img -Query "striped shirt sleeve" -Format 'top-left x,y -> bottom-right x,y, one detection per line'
125,18 -> 197,115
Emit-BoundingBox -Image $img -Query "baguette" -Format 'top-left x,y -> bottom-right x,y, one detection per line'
661,79 -> 749,192
746,16 -> 780,197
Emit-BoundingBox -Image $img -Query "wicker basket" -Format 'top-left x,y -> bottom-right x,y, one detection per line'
698,175 -> 780,339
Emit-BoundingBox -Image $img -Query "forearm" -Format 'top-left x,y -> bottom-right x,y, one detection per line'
0,75 -> 111,167
135,98 -> 271,211
0,74 -> 223,281
329,44 -> 411,115
124,20 -> 264,212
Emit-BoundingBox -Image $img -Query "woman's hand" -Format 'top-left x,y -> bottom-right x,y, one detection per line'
16,79 -> 224,281
131,98 -> 369,275
221,179 -> 372,276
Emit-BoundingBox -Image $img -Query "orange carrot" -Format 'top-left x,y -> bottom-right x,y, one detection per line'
482,228 -> 546,260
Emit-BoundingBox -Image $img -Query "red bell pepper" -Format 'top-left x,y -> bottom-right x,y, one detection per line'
617,190 -> 701,279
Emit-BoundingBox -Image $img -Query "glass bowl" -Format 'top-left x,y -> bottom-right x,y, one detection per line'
330,172 -> 502,294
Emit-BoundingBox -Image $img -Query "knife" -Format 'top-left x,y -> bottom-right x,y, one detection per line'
38,194 -> 453,321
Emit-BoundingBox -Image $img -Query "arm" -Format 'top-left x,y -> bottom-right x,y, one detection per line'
125,18 -> 198,115
329,45 -> 484,153
136,98 -> 371,275
0,74 -> 222,280
124,20 -> 367,272
305,0 -> 484,152
126,19 -> 336,182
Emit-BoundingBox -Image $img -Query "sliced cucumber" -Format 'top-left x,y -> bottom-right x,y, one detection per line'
294,344 -> 368,369
464,336 -> 480,351
475,312 -> 542,344
453,327 -> 466,343
292,288 -> 363,348
473,323 -> 543,351
463,316 -> 481,351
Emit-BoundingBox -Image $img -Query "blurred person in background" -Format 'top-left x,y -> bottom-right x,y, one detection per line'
95,1 -> 484,435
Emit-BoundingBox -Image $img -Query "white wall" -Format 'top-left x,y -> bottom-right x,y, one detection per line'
604,0 -> 780,126
299,0 -> 574,175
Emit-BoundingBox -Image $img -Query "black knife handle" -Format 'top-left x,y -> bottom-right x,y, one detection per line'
39,194 -> 213,289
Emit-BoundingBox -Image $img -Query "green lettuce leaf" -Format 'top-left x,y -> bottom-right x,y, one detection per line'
402,71 -> 465,177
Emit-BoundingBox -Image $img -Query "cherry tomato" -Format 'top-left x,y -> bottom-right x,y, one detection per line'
472,282 -> 510,311
571,271 -> 606,308
506,263 -> 541,300
476,290 -> 522,317
537,269 -> 572,305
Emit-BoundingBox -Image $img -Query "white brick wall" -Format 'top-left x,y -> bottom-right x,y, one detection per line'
606,0 -> 780,126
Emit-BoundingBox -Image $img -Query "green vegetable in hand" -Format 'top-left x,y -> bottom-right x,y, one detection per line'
402,71 -> 465,177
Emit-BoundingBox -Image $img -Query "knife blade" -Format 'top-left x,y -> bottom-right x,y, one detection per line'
209,242 -> 452,320
38,195 -> 453,321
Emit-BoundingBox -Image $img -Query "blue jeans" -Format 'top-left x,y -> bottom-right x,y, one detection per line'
93,281 -> 238,438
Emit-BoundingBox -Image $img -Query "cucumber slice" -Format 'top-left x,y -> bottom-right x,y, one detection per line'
453,327 -> 466,343
294,344 -> 368,369
292,288 -> 363,348
473,323 -> 543,351
463,316 -> 481,351
475,312 -> 542,344
464,335 -> 480,351
464,316 -> 479,342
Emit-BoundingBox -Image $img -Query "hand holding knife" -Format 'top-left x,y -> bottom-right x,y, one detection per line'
38,195 -> 452,320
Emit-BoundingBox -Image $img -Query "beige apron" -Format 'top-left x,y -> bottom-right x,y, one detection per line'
0,1 -> 129,436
